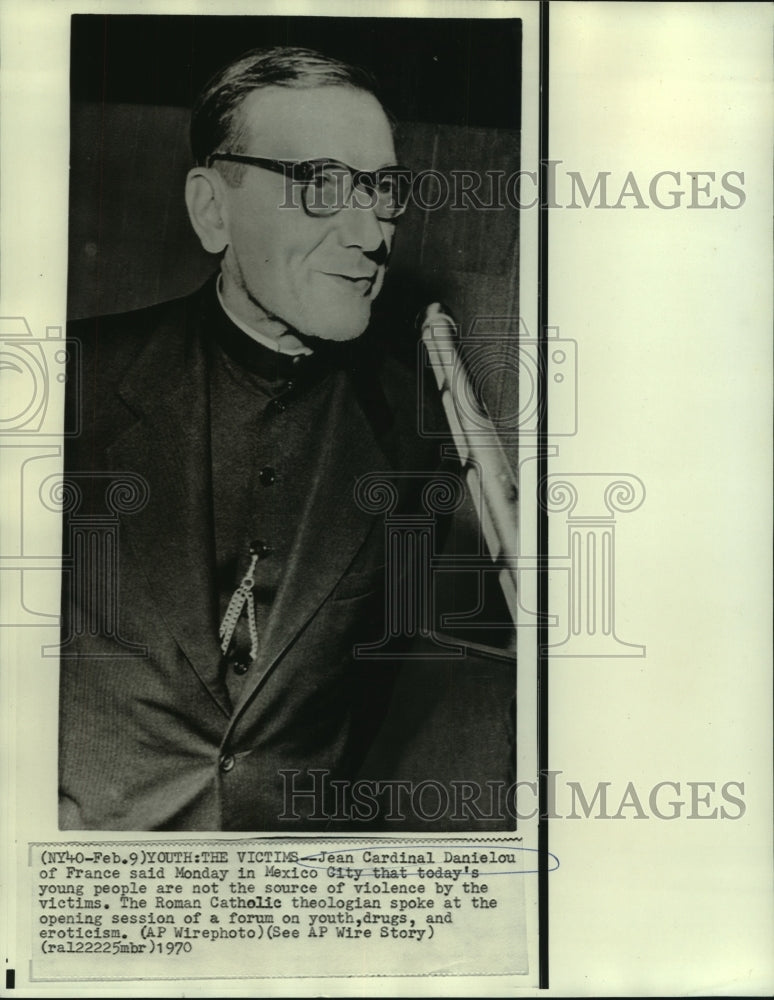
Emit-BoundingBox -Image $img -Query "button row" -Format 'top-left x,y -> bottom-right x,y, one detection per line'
266,380 -> 297,415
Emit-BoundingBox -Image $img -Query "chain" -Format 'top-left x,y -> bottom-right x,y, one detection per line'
218,552 -> 259,660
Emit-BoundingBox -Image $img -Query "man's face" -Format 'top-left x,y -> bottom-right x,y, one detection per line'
217,85 -> 398,342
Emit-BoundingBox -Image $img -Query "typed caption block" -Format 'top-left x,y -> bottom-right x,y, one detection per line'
30,839 -> 529,981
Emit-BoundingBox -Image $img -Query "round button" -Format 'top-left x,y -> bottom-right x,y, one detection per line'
259,466 -> 276,487
219,754 -> 235,773
271,398 -> 287,413
232,659 -> 249,675
284,379 -> 296,392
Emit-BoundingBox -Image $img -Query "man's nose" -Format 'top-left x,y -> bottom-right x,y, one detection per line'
337,195 -> 392,253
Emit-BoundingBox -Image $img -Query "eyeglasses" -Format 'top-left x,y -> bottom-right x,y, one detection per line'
206,153 -> 413,221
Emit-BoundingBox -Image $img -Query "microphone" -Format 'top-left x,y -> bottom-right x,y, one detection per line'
420,303 -> 520,625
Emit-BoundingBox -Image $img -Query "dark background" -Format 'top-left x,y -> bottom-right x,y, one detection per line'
70,14 -> 521,128
67,14 -> 522,830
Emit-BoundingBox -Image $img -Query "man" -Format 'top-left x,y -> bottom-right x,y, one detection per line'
58,47 -> 447,831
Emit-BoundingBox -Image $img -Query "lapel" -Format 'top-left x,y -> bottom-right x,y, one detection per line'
230,349 -> 396,718
105,291 -> 230,717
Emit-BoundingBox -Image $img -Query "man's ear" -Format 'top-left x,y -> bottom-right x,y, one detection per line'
185,167 -> 230,254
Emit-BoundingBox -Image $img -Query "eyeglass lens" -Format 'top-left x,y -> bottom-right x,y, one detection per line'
303,166 -> 408,219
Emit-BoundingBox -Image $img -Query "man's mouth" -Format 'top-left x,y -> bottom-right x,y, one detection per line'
323,271 -> 378,295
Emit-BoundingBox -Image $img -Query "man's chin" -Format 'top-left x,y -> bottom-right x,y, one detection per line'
297,307 -> 372,343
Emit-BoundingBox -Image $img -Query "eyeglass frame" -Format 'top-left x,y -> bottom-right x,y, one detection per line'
205,152 -> 413,220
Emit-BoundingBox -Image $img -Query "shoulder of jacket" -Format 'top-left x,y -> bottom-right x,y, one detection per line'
66,284 -> 210,382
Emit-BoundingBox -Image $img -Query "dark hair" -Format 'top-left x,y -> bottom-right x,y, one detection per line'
190,46 -> 387,180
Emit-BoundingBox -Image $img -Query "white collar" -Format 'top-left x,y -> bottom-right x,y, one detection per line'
216,275 -> 313,357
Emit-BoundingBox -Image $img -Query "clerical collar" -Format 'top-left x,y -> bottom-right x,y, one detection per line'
216,275 -> 313,358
